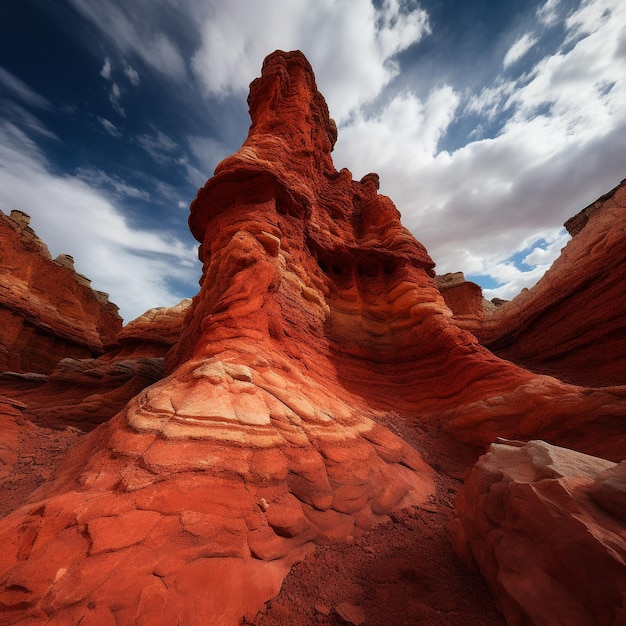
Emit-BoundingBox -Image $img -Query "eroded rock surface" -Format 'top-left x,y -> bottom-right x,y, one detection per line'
475,179 -> 626,387
0,50 -> 625,625
0,301 -> 191,432
0,210 -> 122,374
456,440 -> 626,626
0,51 -> 436,626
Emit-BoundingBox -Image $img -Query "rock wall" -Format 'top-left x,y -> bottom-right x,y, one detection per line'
474,180 -> 626,387
0,300 -> 191,432
0,210 -> 122,374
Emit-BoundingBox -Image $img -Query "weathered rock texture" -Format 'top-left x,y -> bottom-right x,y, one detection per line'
0,300 -> 190,432
473,179 -> 626,387
0,51 -> 436,626
436,272 -> 496,333
0,210 -> 122,374
0,50 -> 624,625
456,440 -> 626,626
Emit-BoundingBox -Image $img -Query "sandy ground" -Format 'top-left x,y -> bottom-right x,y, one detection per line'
0,413 -> 504,626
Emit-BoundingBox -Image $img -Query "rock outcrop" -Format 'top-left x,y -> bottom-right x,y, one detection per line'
473,180 -> 626,387
0,50 -> 624,625
456,440 -> 626,626
0,51 -> 436,625
0,300 -> 191,432
0,210 -> 122,374
436,272 -> 495,334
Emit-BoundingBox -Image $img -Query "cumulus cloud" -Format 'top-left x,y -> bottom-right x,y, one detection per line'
0,121 -> 198,321
334,0 -> 626,300
190,0 -> 429,121
503,32 -> 538,68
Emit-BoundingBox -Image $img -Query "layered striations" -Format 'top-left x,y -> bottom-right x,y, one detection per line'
0,210 -> 122,374
474,179 -> 626,387
0,51 -> 436,625
0,50 -> 624,625
0,300 -> 191,433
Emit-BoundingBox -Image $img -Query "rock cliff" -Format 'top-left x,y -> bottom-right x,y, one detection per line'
472,179 -> 626,387
0,210 -> 122,374
0,50 -> 624,626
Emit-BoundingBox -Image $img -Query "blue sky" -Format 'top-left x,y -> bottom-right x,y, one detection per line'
1,0 -> 625,321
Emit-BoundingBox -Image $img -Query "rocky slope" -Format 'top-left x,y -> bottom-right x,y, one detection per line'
0,50 -> 624,626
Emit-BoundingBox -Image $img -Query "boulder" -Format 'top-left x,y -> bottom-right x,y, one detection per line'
456,440 -> 626,626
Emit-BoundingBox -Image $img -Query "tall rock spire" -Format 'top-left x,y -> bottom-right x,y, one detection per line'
0,50 -> 624,626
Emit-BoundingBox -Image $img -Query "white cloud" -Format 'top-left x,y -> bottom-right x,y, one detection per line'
191,0 -> 430,121
109,82 -> 125,117
97,116 -> 121,137
503,32 -> 538,68
136,128 -> 180,165
123,60 -> 140,86
74,166 -> 150,200
0,66 -> 50,109
537,0 -> 562,26
2,101 -> 58,140
333,0 -> 626,301
68,0 -> 187,80
0,121 -> 198,322
186,134 -> 230,183
100,57 -> 113,80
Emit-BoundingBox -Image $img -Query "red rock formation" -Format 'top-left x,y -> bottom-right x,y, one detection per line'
0,52 -> 435,625
475,179 -> 626,387
0,300 -> 191,431
436,271 -> 496,334
0,50 -> 624,625
456,439 -> 626,626
0,210 -> 122,374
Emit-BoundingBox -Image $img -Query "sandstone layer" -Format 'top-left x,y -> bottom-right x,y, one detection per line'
0,300 -> 190,432
474,180 -> 626,387
456,440 -> 626,626
0,50 -> 624,625
0,51 -> 436,625
0,210 -> 122,374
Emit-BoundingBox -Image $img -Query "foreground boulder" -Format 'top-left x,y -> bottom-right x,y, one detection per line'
456,440 -> 626,626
